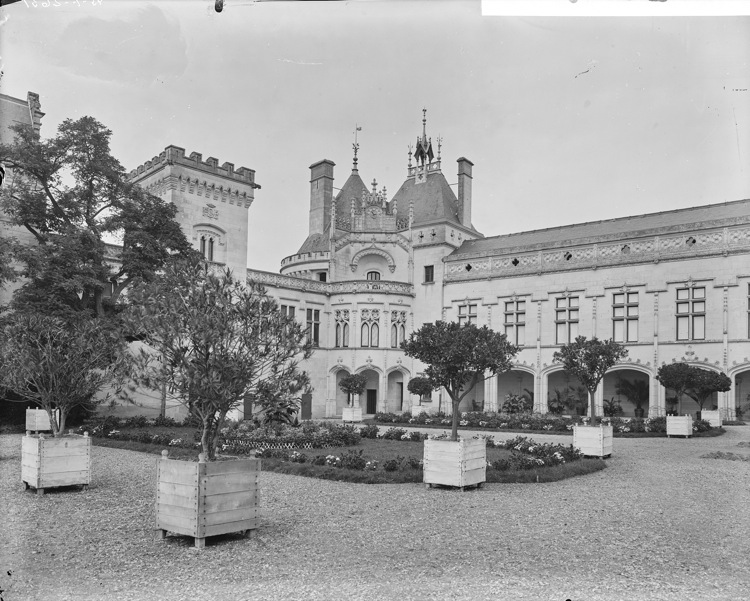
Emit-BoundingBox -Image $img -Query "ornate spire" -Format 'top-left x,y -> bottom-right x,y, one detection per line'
414,108 -> 434,166
352,124 -> 361,172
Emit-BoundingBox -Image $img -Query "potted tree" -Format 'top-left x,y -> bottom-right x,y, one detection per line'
657,362 -> 697,436
124,258 -> 312,549
615,377 -> 649,418
407,376 -> 436,416
0,314 -> 128,495
401,321 -> 518,490
553,336 -> 628,458
683,368 -> 730,425
338,373 -> 367,422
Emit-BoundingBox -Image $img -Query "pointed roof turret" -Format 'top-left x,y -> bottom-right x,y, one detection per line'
413,108 -> 434,166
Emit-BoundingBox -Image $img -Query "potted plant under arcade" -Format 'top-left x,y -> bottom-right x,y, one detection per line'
401,321 -> 518,490
615,376 -> 649,418
338,373 -> 367,422
124,258 -> 312,549
553,336 -> 628,458
407,376 -> 436,416
0,314 -> 128,495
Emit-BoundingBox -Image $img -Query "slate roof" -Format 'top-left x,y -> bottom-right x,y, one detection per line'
333,170 -> 369,217
389,169 -> 467,228
449,198 -> 750,259
296,233 -> 329,254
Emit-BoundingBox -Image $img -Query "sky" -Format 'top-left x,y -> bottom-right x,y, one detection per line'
1,0 -> 748,273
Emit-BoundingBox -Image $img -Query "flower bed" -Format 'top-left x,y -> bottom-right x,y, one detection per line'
219,421 -> 361,453
373,411 -> 721,437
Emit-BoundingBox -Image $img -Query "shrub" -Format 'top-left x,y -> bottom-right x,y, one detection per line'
359,423 -> 380,439
311,455 -> 328,466
407,430 -> 427,442
693,419 -> 712,433
289,451 -> 307,463
405,456 -> 423,470
381,427 -> 408,440
123,415 -> 150,429
501,393 -> 533,414
340,449 -> 367,470
383,456 -> 405,472
153,415 -> 179,428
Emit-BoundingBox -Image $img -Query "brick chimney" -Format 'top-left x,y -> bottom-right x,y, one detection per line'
457,157 -> 473,226
309,159 -> 335,235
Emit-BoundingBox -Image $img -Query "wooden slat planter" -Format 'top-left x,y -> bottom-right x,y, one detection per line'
22,432 -> 91,495
700,410 -> 722,428
25,408 -> 58,432
156,451 -> 260,549
573,425 -> 613,458
667,415 -> 693,438
341,407 -> 363,423
423,437 -> 486,490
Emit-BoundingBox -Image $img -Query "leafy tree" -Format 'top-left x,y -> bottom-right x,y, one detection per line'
656,362 -> 695,414
0,236 -> 18,296
615,377 -> 650,416
338,373 -> 368,407
122,258 -> 312,460
553,336 -> 628,426
407,376 -> 435,405
254,376 -> 309,426
657,363 -> 731,414
401,321 -> 519,441
0,313 -> 129,436
0,116 -> 195,319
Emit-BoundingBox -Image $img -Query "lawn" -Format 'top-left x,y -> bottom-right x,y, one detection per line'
90,433 -> 607,484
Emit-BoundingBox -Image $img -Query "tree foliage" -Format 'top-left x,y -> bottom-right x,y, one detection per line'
122,258 -> 313,460
407,376 -> 435,404
338,373 -> 368,407
401,321 -> 518,440
656,363 -> 731,412
0,313 -> 129,436
553,336 -> 628,426
0,116 -> 195,319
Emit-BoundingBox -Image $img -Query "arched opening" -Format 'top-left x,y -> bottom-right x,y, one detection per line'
603,368 -> 650,418
387,370 -> 406,412
334,370 -> 352,414
497,370 -> 534,413
734,369 -> 750,420
358,369 -> 380,414
546,369 -> 588,416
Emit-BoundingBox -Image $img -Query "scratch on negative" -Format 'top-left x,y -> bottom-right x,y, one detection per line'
277,59 -> 323,66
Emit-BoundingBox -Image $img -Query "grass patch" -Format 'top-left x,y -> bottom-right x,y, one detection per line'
91,436 -> 605,484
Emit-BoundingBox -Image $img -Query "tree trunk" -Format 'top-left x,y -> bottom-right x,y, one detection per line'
588,390 -> 597,426
160,381 -> 167,418
451,398 -> 460,441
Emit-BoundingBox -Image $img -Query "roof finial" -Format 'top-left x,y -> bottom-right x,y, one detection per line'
422,108 -> 427,139
352,124 -> 361,172
371,178 -> 377,193
437,135 -> 442,161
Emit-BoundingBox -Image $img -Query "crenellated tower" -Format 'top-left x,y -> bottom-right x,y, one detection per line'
128,145 -> 260,278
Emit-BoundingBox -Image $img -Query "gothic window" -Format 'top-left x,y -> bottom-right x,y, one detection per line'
424,265 -> 434,283
400,324 -> 405,344
613,292 -> 638,342
200,236 -> 206,257
335,310 -> 349,348
391,324 -> 398,348
390,311 -> 407,347
458,303 -> 477,326
208,238 -> 214,262
676,287 -> 705,341
366,271 -> 381,281
504,300 -> 526,346
360,309 -> 380,348
306,308 -> 320,347
555,296 -> 579,344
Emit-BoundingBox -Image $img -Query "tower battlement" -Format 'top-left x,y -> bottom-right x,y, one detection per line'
128,145 -> 260,188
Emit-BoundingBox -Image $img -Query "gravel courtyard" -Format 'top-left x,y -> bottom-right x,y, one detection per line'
2,427 -> 749,601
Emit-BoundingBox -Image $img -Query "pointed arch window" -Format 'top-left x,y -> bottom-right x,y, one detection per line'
371,323 -> 379,347
208,237 -> 214,262
391,324 -> 398,348
335,310 -> 350,348
361,323 -> 370,347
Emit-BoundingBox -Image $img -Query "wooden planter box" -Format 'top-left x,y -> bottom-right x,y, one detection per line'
22,432 -> 91,495
573,425 -> 613,458
667,415 -> 694,437
423,437 -> 486,490
341,407 -> 363,423
700,410 -> 722,428
156,452 -> 260,549
25,408 -> 59,432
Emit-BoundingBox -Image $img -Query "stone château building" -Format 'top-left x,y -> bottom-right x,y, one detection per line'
3,92 -> 749,420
